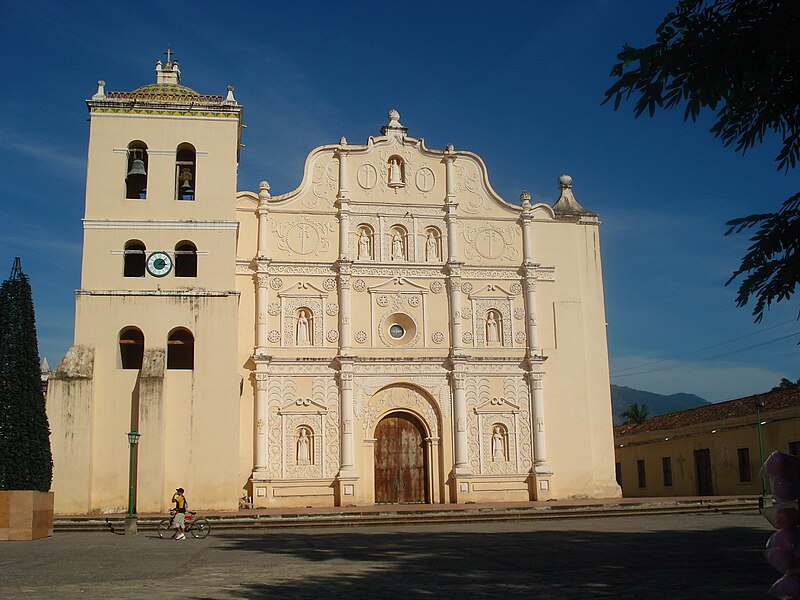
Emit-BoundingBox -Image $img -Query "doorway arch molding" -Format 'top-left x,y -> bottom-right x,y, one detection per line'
363,383 -> 441,438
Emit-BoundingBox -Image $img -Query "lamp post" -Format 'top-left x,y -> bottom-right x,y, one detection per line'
755,397 -> 767,503
125,430 -> 141,534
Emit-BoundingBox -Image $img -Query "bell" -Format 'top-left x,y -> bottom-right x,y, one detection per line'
127,158 -> 147,178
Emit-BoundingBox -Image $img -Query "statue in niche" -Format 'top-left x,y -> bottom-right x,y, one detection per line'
487,312 -> 500,343
358,230 -> 371,260
492,426 -> 506,461
426,231 -> 438,261
388,158 -> 403,187
297,310 -> 311,345
297,429 -> 311,465
391,232 -> 404,261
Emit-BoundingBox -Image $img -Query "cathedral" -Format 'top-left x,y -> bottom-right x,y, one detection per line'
46,58 -> 620,514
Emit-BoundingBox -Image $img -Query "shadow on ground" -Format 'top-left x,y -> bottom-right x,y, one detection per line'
197,525 -> 774,599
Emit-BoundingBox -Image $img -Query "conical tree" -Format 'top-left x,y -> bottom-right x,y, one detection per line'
0,258 -> 52,491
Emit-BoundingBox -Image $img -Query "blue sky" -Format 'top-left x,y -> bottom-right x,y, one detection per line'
1,1 -> 797,401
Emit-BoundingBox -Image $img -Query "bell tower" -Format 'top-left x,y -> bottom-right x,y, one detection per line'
47,55 -> 245,514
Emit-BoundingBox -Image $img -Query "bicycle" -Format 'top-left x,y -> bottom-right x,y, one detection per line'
157,510 -> 210,539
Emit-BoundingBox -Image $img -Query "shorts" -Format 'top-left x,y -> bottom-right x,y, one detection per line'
173,512 -> 186,528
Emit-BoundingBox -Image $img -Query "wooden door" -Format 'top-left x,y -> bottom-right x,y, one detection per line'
694,448 -> 713,496
374,413 -> 427,504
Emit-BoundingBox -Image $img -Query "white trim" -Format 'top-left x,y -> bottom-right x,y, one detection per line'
83,219 -> 238,230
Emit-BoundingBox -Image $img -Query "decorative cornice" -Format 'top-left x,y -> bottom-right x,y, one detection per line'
84,219 -> 238,230
76,289 -> 239,297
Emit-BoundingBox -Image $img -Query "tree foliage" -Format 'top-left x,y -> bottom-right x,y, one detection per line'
772,377 -> 800,392
604,0 -> 800,321
0,259 -> 53,491
621,403 -> 650,425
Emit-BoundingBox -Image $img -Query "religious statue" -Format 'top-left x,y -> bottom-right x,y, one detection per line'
426,231 -> 438,261
388,158 -> 403,187
297,310 -> 310,345
492,426 -> 505,461
391,232 -> 404,260
297,429 -> 311,465
358,230 -> 370,260
487,312 -> 499,343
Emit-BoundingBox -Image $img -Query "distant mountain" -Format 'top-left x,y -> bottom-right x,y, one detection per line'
611,385 -> 710,426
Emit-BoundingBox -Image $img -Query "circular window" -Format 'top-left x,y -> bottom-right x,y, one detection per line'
389,324 -> 405,339
381,312 -> 417,346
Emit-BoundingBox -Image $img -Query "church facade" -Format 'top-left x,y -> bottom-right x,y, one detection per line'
46,60 -> 620,514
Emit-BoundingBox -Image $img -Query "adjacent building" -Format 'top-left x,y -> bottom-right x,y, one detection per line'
615,387 -> 800,497
46,58 -> 620,514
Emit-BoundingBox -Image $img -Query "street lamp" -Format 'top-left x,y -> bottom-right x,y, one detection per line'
125,430 -> 141,535
755,397 -> 767,502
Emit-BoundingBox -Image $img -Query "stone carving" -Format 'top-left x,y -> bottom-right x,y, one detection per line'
269,264 -> 337,276
391,232 -> 405,261
268,303 -> 281,316
415,166 -> 435,193
311,159 -> 337,207
462,223 -> 519,261
514,307 -> 525,320
296,428 -> 312,465
473,301 -> 513,347
268,329 -> 280,343
463,331 -> 473,344
363,385 -> 439,437
326,303 -> 339,316
432,331 -> 444,344
377,294 -> 389,307
388,158 -> 404,188
296,310 -> 311,345
272,215 -> 333,256
430,281 -> 443,294
270,277 -> 284,290
357,163 -> 378,190
454,163 -> 487,213
323,278 -> 336,291
486,312 -> 501,344
353,278 -> 367,292
326,329 -> 339,343
355,330 -> 367,344
461,281 -> 473,294
461,307 -> 472,320
357,230 -> 372,260
425,231 -> 439,262
515,331 -> 526,344
492,426 -> 507,462
407,295 -> 421,308
510,283 -> 523,295
283,299 -> 324,347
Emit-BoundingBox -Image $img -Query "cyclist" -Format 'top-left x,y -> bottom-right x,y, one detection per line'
171,487 -> 188,540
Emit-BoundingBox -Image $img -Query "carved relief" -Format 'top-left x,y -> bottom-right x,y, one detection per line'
268,303 -> 281,316
355,330 -> 368,344
326,303 -> 339,316
463,331 -> 473,344
415,166 -> 435,193
510,283 -> 523,295
310,159 -> 337,207
357,163 -> 378,191
363,385 -> 439,437
514,307 -> 525,320
462,223 -> 519,262
407,295 -> 421,308
270,277 -> 284,290
461,281 -> 473,294
282,299 -> 324,347
515,331 -> 526,344
432,331 -> 444,344
272,216 -> 333,257
353,278 -> 367,292
326,329 -> 339,343
461,307 -> 472,320
472,300 -> 513,347
323,278 -> 336,291
454,164 -> 487,213
268,330 -> 280,343
430,281 -> 443,294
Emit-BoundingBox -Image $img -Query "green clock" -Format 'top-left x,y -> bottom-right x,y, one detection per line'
146,251 -> 173,277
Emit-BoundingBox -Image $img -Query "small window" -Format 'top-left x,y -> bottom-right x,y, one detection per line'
637,459 -> 646,488
789,441 -> 800,457
174,242 -> 197,278
167,328 -> 194,370
119,327 -> 144,369
175,143 -> 196,201
662,457 -> 673,487
738,448 -> 752,482
124,241 -> 146,278
615,462 -> 622,487
126,141 -> 148,199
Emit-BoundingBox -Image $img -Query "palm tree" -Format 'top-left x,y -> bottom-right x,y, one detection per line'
621,403 -> 650,425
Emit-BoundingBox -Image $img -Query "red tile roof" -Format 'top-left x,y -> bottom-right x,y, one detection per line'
614,386 -> 800,437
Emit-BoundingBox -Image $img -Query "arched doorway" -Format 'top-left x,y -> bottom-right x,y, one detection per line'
374,412 -> 428,504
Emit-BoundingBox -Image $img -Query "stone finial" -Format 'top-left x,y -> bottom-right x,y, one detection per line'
445,143 -> 455,152
381,107 -> 408,137
92,80 -> 106,100
258,181 -> 271,199
519,190 -> 531,206
224,85 -> 237,104
552,174 -> 591,216
339,136 -> 348,145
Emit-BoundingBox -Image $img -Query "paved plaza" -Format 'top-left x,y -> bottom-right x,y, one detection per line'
0,513 -> 777,598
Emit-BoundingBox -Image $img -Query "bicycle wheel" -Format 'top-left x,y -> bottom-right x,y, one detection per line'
157,519 -> 175,539
190,518 -> 210,538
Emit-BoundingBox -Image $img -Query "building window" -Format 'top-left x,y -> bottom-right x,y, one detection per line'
125,141 -> 148,199
167,328 -> 194,370
123,241 -> 146,278
738,448 -> 752,482
175,143 -> 196,200
637,459 -> 646,488
789,441 -> 800,457
119,327 -> 144,369
615,462 -> 622,487
174,241 -> 197,277
662,457 -> 673,487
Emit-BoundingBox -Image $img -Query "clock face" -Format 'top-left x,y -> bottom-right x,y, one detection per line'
146,251 -> 173,277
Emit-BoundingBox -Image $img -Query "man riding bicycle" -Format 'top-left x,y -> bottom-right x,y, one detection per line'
171,487 -> 188,540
